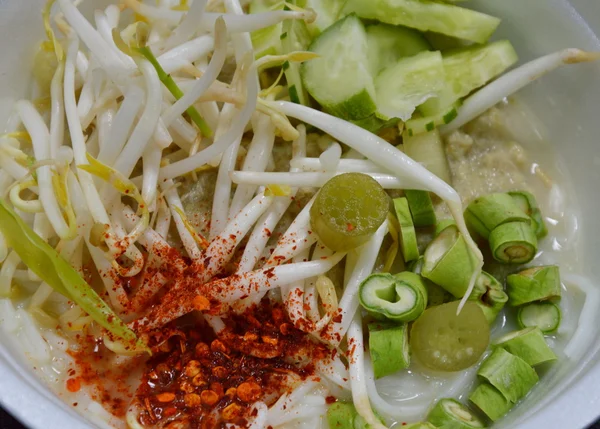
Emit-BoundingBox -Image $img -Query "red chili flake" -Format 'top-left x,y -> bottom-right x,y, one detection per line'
326,396 -> 336,404
346,223 -> 355,232
66,378 -> 81,393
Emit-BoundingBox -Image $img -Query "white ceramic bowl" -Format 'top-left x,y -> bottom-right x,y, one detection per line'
1,1 -> 600,428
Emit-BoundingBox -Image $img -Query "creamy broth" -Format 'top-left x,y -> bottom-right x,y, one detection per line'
373,98 -> 584,425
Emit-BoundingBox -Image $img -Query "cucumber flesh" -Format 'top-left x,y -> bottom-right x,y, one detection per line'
300,0 -> 344,37
366,23 -> 431,75
419,40 -> 518,116
301,14 -> 377,120
281,11 -> 312,105
403,129 -> 452,184
249,0 -> 285,59
406,102 -> 461,136
375,51 -> 445,121
342,0 -> 501,44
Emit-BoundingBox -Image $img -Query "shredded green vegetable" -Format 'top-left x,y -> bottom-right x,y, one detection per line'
0,199 -> 148,354
112,27 -> 212,137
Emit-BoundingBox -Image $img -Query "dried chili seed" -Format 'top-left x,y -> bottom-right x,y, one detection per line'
180,380 -> 195,394
184,393 -> 202,407
225,387 -> 237,398
279,323 -> 291,335
243,332 -> 258,342
156,392 -> 176,403
195,342 -> 210,357
192,374 -> 206,387
222,403 -> 243,421
211,339 -> 228,354
236,382 -> 261,403
261,336 -> 278,346
210,382 -> 224,398
212,366 -> 228,379
184,360 -> 201,377
200,390 -> 219,407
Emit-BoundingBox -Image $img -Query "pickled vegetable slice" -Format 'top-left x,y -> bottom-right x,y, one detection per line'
310,172 -> 389,251
410,301 -> 489,372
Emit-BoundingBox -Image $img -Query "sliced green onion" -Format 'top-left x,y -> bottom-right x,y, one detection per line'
359,272 -> 427,322
434,218 -> 456,237
326,402 -> 383,429
517,302 -> 561,334
327,402 -> 356,429
495,327 -> 557,367
368,322 -> 410,379
427,398 -> 485,429
0,200 -> 148,354
465,193 -> 530,240
468,271 -> 508,324
508,190 -> 548,238
405,190 -> 436,227
393,197 -> 419,262
422,225 -> 479,298
469,383 -> 513,422
477,347 -> 538,403
489,221 -> 537,264
136,45 -> 212,137
506,265 -> 561,307
408,257 -> 452,307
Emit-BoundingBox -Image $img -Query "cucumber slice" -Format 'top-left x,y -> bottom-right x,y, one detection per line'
342,0 -> 500,44
405,102 -> 461,136
350,113 -> 399,133
281,11 -> 312,105
375,51 -> 446,121
419,40 -> 518,116
249,0 -> 285,59
366,23 -> 431,75
300,0 -> 344,37
301,14 -> 377,120
394,197 -> 419,262
403,129 -> 452,184
404,190 -> 436,227
425,32 -> 472,51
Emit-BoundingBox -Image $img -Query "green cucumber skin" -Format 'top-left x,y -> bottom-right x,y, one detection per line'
301,14 -> 377,121
342,0 -> 501,44
249,0 -> 285,59
366,23 -> 431,75
325,89 -> 379,121
375,50 -> 445,122
420,40 -> 518,116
